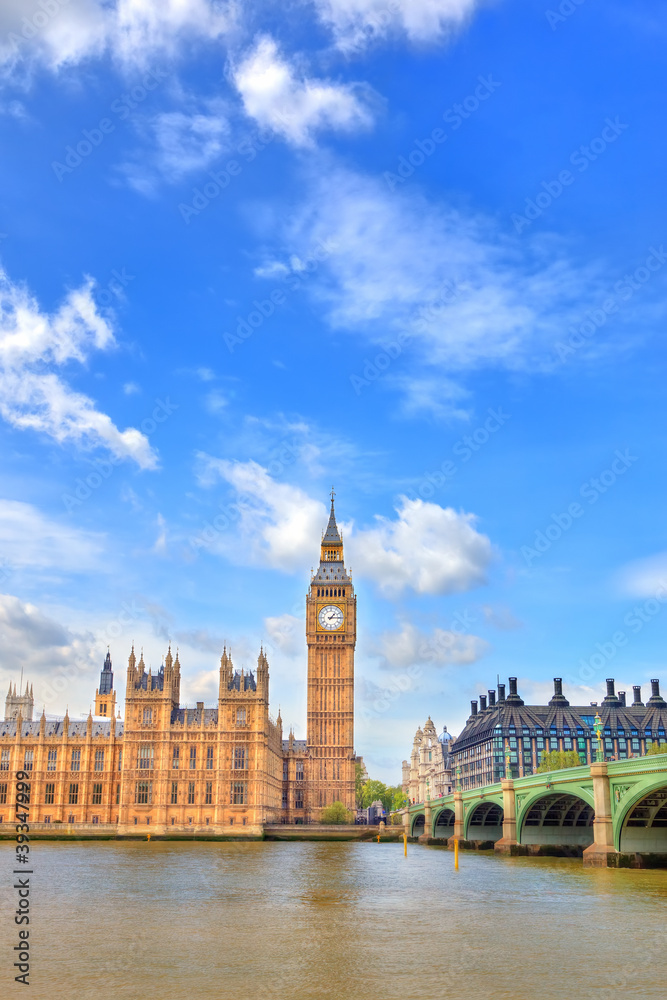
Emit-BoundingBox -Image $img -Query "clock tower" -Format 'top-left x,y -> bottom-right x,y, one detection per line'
306,491 -> 356,816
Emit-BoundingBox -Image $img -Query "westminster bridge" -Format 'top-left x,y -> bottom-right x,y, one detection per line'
403,754 -> 667,866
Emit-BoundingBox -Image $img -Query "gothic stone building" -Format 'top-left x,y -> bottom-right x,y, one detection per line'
451,676 -> 667,791
0,499 -> 357,831
402,717 -> 453,805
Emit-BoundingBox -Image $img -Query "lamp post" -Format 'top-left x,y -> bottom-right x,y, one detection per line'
594,712 -> 604,763
456,765 -> 461,792
504,743 -> 512,780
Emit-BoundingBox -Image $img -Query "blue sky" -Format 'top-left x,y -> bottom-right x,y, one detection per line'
1,0 -> 666,781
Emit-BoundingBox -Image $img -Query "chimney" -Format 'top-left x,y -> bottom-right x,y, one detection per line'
549,677 -> 569,707
488,690 -> 496,707
648,679 -> 666,705
618,691 -> 626,707
479,694 -> 487,712
603,678 -> 619,704
498,683 -> 506,703
506,677 -> 524,705
632,685 -> 644,707
470,700 -> 478,717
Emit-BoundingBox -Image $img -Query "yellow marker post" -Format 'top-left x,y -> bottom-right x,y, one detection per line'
403,832 -> 407,857
146,833 -> 151,842
454,839 -> 459,870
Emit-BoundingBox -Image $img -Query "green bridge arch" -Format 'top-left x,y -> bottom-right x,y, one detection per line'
612,772 -> 667,852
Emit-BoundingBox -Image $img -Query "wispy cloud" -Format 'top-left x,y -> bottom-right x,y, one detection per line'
309,0 -> 482,51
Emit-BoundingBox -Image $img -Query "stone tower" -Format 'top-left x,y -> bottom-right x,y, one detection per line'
5,680 -> 33,721
306,491 -> 356,814
94,650 -> 116,717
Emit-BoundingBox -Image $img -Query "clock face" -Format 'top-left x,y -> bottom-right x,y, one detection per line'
318,604 -> 344,630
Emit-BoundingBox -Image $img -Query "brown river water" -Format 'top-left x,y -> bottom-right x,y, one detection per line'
3,840 -> 666,999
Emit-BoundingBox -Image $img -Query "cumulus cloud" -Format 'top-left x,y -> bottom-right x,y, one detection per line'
193,457 -> 327,571
264,166 -> 597,381
232,35 -> 375,146
372,620 -> 489,669
349,497 -> 493,596
194,461 -> 492,597
310,0 -> 482,51
0,0 -> 235,78
0,268 -> 157,468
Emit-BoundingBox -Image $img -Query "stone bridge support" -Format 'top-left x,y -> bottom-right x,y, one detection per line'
495,778 -> 518,854
446,790 -> 465,849
583,762 -> 619,867
418,802 -> 433,843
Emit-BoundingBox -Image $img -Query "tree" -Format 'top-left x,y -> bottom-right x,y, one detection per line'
355,762 -> 365,807
646,741 -> 667,756
320,801 -> 352,824
391,787 -> 409,812
361,779 -> 387,809
536,750 -> 584,773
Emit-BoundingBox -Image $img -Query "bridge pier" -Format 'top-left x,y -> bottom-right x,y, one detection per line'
418,802 -> 432,843
446,790 -> 466,850
495,778 -> 520,855
583,762 -> 621,867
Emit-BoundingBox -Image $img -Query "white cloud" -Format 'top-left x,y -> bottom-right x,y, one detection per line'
349,497 -> 493,596
120,103 -> 230,193
310,0 -> 481,51
0,268 -> 157,468
0,499 -> 104,573
194,461 -> 492,596
266,166 -> 596,380
123,381 -> 140,394
373,620 -> 489,668
615,553 -> 667,598
193,458 -> 327,571
0,0 -> 235,78
232,35 -> 375,147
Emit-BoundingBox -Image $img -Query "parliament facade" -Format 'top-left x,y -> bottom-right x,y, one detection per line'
0,498 -> 357,831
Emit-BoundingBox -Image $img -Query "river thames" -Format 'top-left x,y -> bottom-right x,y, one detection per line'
7,841 -> 667,998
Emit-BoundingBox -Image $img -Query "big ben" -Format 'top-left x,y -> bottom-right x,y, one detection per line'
306,491 -> 356,815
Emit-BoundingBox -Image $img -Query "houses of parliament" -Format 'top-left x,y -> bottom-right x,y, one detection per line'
0,498 -> 358,831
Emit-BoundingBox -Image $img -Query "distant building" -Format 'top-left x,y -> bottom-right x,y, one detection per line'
402,717 -> 453,804
451,676 -> 667,790
5,682 -> 33,722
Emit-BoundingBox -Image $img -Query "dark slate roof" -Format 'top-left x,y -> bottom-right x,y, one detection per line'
311,562 -> 351,584
135,666 -> 164,691
0,718 -> 123,738
282,739 -> 307,752
228,670 -> 256,692
452,679 -> 667,752
323,501 -> 342,544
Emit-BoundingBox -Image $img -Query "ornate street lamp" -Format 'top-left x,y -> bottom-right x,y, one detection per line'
594,712 -> 604,762
504,743 -> 512,779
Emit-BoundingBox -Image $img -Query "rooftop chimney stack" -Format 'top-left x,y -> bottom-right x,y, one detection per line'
488,690 -> 496,707
648,679 -> 666,705
470,700 -> 478,717
633,685 -> 644,706
618,691 -> 626,706
479,694 -> 487,712
498,683 -> 506,703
